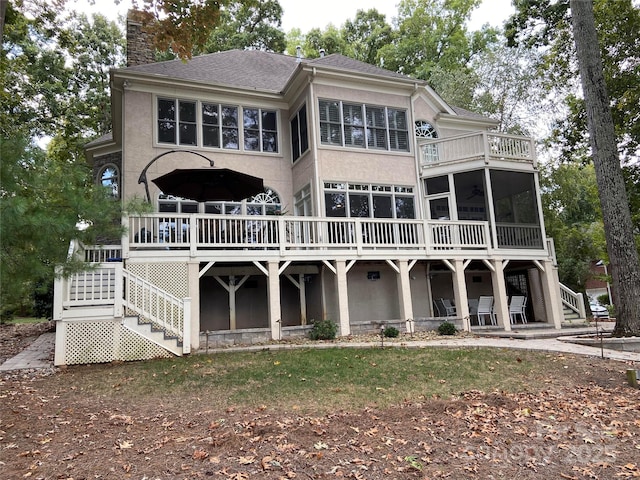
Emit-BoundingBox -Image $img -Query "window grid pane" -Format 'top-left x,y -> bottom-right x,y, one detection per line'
178,100 -> 197,145
202,103 -> 220,147
158,99 -> 176,144
319,100 -> 342,145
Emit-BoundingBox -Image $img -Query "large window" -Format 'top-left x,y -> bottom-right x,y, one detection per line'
324,182 -> 415,218
157,97 -> 277,152
319,100 -> 409,152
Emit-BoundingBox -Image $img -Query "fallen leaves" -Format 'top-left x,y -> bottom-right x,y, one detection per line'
1,356 -> 639,479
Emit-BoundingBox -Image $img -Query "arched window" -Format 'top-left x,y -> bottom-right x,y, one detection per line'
247,188 -> 282,215
415,120 -> 439,163
99,165 -> 119,198
415,120 -> 438,139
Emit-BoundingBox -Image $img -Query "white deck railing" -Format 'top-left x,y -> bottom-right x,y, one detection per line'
125,214 -> 520,254
560,283 -> 586,318
418,131 -> 536,167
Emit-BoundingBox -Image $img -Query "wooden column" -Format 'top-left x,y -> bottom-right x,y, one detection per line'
490,260 -> 511,331
451,259 -> 470,331
267,261 -> 282,340
395,260 -> 414,333
335,260 -> 351,336
539,259 -> 564,329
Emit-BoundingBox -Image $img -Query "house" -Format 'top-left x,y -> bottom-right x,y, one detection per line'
52,15 -> 582,366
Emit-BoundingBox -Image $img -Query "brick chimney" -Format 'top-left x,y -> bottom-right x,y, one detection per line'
126,10 -> 156,67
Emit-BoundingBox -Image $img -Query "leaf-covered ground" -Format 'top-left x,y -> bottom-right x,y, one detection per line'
1,324 -> 639,479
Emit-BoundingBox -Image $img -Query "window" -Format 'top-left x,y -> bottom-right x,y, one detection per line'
294,185 -> 312,216
319,100 -> 342,145
324,182 -> 415,218
343,103 -> 365,148
158,98 -> 197,145
158,98 -> 278,152
424,175 -> 449,195
415,120 -> 438,163
205,188 -> 281,216
159,188 -> 281,215
319,99 -> 409,152
366,106 -> 387,149
244,108 -> 277,152
202,103 -> 238,149
158,193 -> 198,213
98,165 -> 119,198
415,120 -> 437,138
388,109 -> 408,150
291,104 -> 309,162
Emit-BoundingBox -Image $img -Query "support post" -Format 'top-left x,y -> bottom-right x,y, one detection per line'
267,261 -> 281,340
396,260 -> 414,333
490,260 -> 511,331
451,259 -> 470,331
187,260 -> 200,349
335,260 -> 351,336
540,259 -> 564,329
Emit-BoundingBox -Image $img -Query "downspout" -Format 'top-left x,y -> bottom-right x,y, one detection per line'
410,82 -> 425,220
308,68 -> 323,216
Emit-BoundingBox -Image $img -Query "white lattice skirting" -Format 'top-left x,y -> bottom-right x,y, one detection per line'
55,319 -> 172,366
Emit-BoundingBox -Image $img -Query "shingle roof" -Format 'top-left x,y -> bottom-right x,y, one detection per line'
307,53 -> 417,82
121,50 -> 300,92
84,132 -> 113,148
118,49 -> 419,92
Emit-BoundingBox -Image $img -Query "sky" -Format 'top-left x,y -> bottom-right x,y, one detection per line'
68,0 -> 515,33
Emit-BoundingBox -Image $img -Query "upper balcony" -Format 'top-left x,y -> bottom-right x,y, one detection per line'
418,131 -> 537,170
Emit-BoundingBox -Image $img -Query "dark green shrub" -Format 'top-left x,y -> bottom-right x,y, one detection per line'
309,319 -> 337,340
437,321 -> 456,336
383,326 -> 400,338
597,293 -> 610,306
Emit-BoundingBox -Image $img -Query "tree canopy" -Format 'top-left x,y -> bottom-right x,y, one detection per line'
1,0 -> 125,318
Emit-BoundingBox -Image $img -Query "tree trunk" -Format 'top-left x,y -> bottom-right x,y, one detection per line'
569,0 -> 640,336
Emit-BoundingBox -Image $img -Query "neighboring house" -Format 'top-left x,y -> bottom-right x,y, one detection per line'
52,15 -> 577,366
585,260 -> 612,303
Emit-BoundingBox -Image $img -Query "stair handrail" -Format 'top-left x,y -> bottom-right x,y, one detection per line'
121,269 -> 190,353
559,283 -> 586,318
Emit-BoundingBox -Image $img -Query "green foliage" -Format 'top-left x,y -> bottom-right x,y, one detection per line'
540,162 -> 605,291
0,2 -> 126,318
507,0 -> 640,164
383,326 -> 400,338
0,134 -> 124,318
200,0 -> 286,54
597,293 -> 610,306
437,321 -> 456,336
377,0 -> 490,87
309,319 -> 338,340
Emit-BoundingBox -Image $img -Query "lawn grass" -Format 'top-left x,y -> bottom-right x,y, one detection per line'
62,347 -> 555,413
